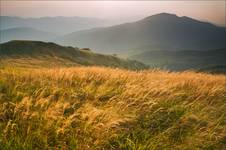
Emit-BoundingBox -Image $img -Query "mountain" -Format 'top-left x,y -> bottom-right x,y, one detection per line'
56,13 -> 226,54
0,16 -> 108,35
0,40 -> 147,70
0,27 -> 58,43
130,49 -> 226,71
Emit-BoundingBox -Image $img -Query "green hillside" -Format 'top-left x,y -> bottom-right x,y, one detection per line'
0,40 -> 147,70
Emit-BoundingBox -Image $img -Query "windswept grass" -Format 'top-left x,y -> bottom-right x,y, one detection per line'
0,66 -> 225,149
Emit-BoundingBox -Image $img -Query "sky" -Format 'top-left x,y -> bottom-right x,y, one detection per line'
0,1 -> 225,26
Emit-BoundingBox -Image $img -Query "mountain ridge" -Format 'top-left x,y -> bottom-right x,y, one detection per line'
0,16 -> 108,35
0,27 -> 58,43
56,13 -> 226,53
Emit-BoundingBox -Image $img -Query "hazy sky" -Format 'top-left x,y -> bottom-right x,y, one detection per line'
1,1 -> 225,26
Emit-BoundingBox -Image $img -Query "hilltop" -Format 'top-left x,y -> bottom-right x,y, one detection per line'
0,40 -> 147,70
0,67 -> 225,149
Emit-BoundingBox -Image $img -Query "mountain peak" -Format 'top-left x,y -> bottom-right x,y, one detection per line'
144,13 -> 178,20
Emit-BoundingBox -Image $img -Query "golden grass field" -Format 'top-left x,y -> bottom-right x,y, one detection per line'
0,66 -> 225,149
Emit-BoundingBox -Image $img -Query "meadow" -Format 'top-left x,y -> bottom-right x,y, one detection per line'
0,66 -> 225,149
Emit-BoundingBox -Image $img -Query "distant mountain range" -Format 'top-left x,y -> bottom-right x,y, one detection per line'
0,16 -> 108,35
0,27 -> 58,43
2,13 -> 225,53
0,40 -> 147,70
56,13 -> 226,53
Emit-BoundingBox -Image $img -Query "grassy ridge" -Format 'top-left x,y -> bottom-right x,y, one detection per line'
0,66 -> 225,149
0,40 -> 147,70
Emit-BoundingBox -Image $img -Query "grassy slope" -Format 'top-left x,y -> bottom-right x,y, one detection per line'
0,66 -> 225,150
0,40 -> 147,70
